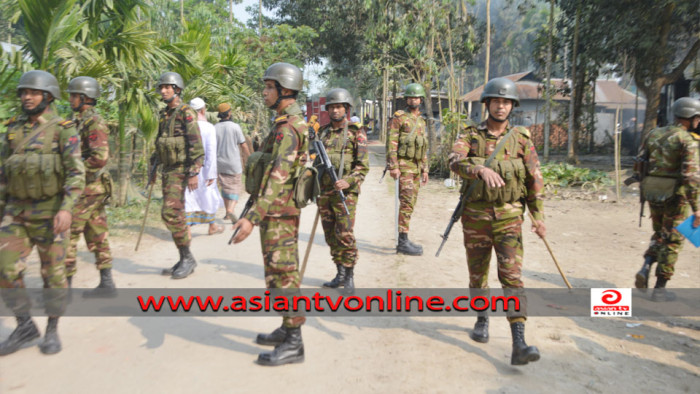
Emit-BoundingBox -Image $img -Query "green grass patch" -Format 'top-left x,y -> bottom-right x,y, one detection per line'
541,163 -> 613,188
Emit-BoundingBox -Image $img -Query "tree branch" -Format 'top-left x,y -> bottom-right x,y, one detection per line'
662,37 -> 700,85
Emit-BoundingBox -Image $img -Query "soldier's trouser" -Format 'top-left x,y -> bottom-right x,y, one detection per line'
161,171 -> 190,248
461,213 -> 526,322
259,215 -> 305,328
65,193 -> 112,277
318,191 -> 358,268
0,212 -> 68,316
645,197 -> 688,280
398,160 -> 421,233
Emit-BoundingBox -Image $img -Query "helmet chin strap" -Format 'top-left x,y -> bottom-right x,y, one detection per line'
23,92 -> 51,116
269,81 -> 295,110
162,85 -> 179,104
71,94 -> 86,112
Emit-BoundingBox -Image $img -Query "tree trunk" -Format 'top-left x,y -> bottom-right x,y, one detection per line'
423,78 -> 435,157
567,5 -> 580,164
543,0 -> 554,162
482,0 -> 491,121
381,67 -> 389,143
117,105 -> 129,206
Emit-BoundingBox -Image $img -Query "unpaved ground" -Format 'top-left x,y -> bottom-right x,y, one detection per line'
1,144 -> 698,393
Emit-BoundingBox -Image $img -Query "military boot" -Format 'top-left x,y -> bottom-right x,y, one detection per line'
343,267 -> 355,295
470,312 -> 489,343
161,249 -> 182,276
83,268 -> 117,298
510,322 -> 540,365
651,277 -> 677,302
39,317 -> 61,355
405,235 -> 423,254
172,246 -> 197,279
256,325 -> 287,346
635,256 -> 654,289
0,315 -> 40,356
397,233 -> 422,256
323,264 -> 346,288
257,327 -> 304,366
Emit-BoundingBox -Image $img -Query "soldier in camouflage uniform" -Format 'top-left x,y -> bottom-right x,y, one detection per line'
316,88 -> 369,292
64,76 -> 116,297
635,97 -> 700,301
387,83 -> 429,256
449,77 -> 545,366
153,72 -> 204,280
0,70 -> 85,355
231,63 -> 308,366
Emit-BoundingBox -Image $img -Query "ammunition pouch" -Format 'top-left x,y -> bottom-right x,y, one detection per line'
293,166 -> 320,209
244,151 -> 274,196
156,136 -> 187,168
460,157 -> 526,204
397,132 -> 428,161
641,176 -> 680,203
6,152 -> 64,200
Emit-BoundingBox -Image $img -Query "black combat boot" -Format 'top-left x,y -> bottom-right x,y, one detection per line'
343,267 -> 355,295
470,312 -> 489,343
0,315 -> 40,356
257,327 -> 304,366
406,235 -> 423,254
172,246 -> 197,279
510,322 -> 540,365
651,277 -> 676,302
397,233 -> 422,256
256,325 -> 288,346
323,264 -> 346,288
39,317 -> 61,355
635,256 -> 655,289
161,249 -> 182,276
83,268 -> 117,298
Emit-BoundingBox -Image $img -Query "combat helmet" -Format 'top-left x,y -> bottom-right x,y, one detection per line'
480,77 -> 520,107
672,97 -> 700,119
404,83 -> 426,98
157,72 -> 185,91
325,88 -> 353,107
67,76 -> 101,99
262,63 -> 303,91
17,70 -> 61,99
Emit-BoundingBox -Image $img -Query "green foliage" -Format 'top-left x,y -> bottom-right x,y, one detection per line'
429,108 -> 474,176
540,162 -> 612,188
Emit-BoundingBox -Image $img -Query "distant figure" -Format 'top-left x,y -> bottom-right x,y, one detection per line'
215,102 -> 249,224
185,98 -> 224,235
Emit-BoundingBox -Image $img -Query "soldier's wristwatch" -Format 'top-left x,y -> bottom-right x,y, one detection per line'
188,171 -> 199,178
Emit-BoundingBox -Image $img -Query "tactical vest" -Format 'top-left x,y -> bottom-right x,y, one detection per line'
5,117 -> 65,200
460,128 -> 528,204
319,125 -> 354,182
397,117 -> 428,161
155,104 -> 188,168
641,127 -> 683,203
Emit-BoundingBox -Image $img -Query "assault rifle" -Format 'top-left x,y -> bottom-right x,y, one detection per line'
313,135 -> 350,216
624,153 -> 649,227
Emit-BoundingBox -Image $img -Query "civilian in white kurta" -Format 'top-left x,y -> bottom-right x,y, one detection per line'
185,98 -> 224,234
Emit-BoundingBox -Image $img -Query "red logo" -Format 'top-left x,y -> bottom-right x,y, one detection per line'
601,290 -> 622,305
275,132 -> 284,143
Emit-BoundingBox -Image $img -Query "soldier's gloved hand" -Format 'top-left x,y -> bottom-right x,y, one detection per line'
477,167 -> 505,188
693,210 -> 700,229
389,168 -> 400,180
53,210 -> 72,235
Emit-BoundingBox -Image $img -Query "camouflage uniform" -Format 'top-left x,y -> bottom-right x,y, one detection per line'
243,102 -> 308,328
387,110 -> 428,233
156,103 -> 204,247
449,122 -> 544,322
65,107 -> 112,278
0,112 -> 85,315
316,120 -> 370,268
642,125 -> 700,280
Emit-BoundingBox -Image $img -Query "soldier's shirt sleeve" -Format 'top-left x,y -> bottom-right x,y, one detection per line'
59,124 -> 86,213
681,135 -> 700,212
448,128 -> 479,179
84,117 -> 109,174
521,136 -> 545,221
345,127 -> 370,188
184,107 -> 204,176
387,116 -> 401,170
245,123 -> 300,225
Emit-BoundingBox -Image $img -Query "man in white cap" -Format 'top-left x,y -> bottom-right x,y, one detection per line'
185,97 -> 224,235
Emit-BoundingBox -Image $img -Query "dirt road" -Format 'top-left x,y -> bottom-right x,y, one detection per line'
1,144 -> 698,393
